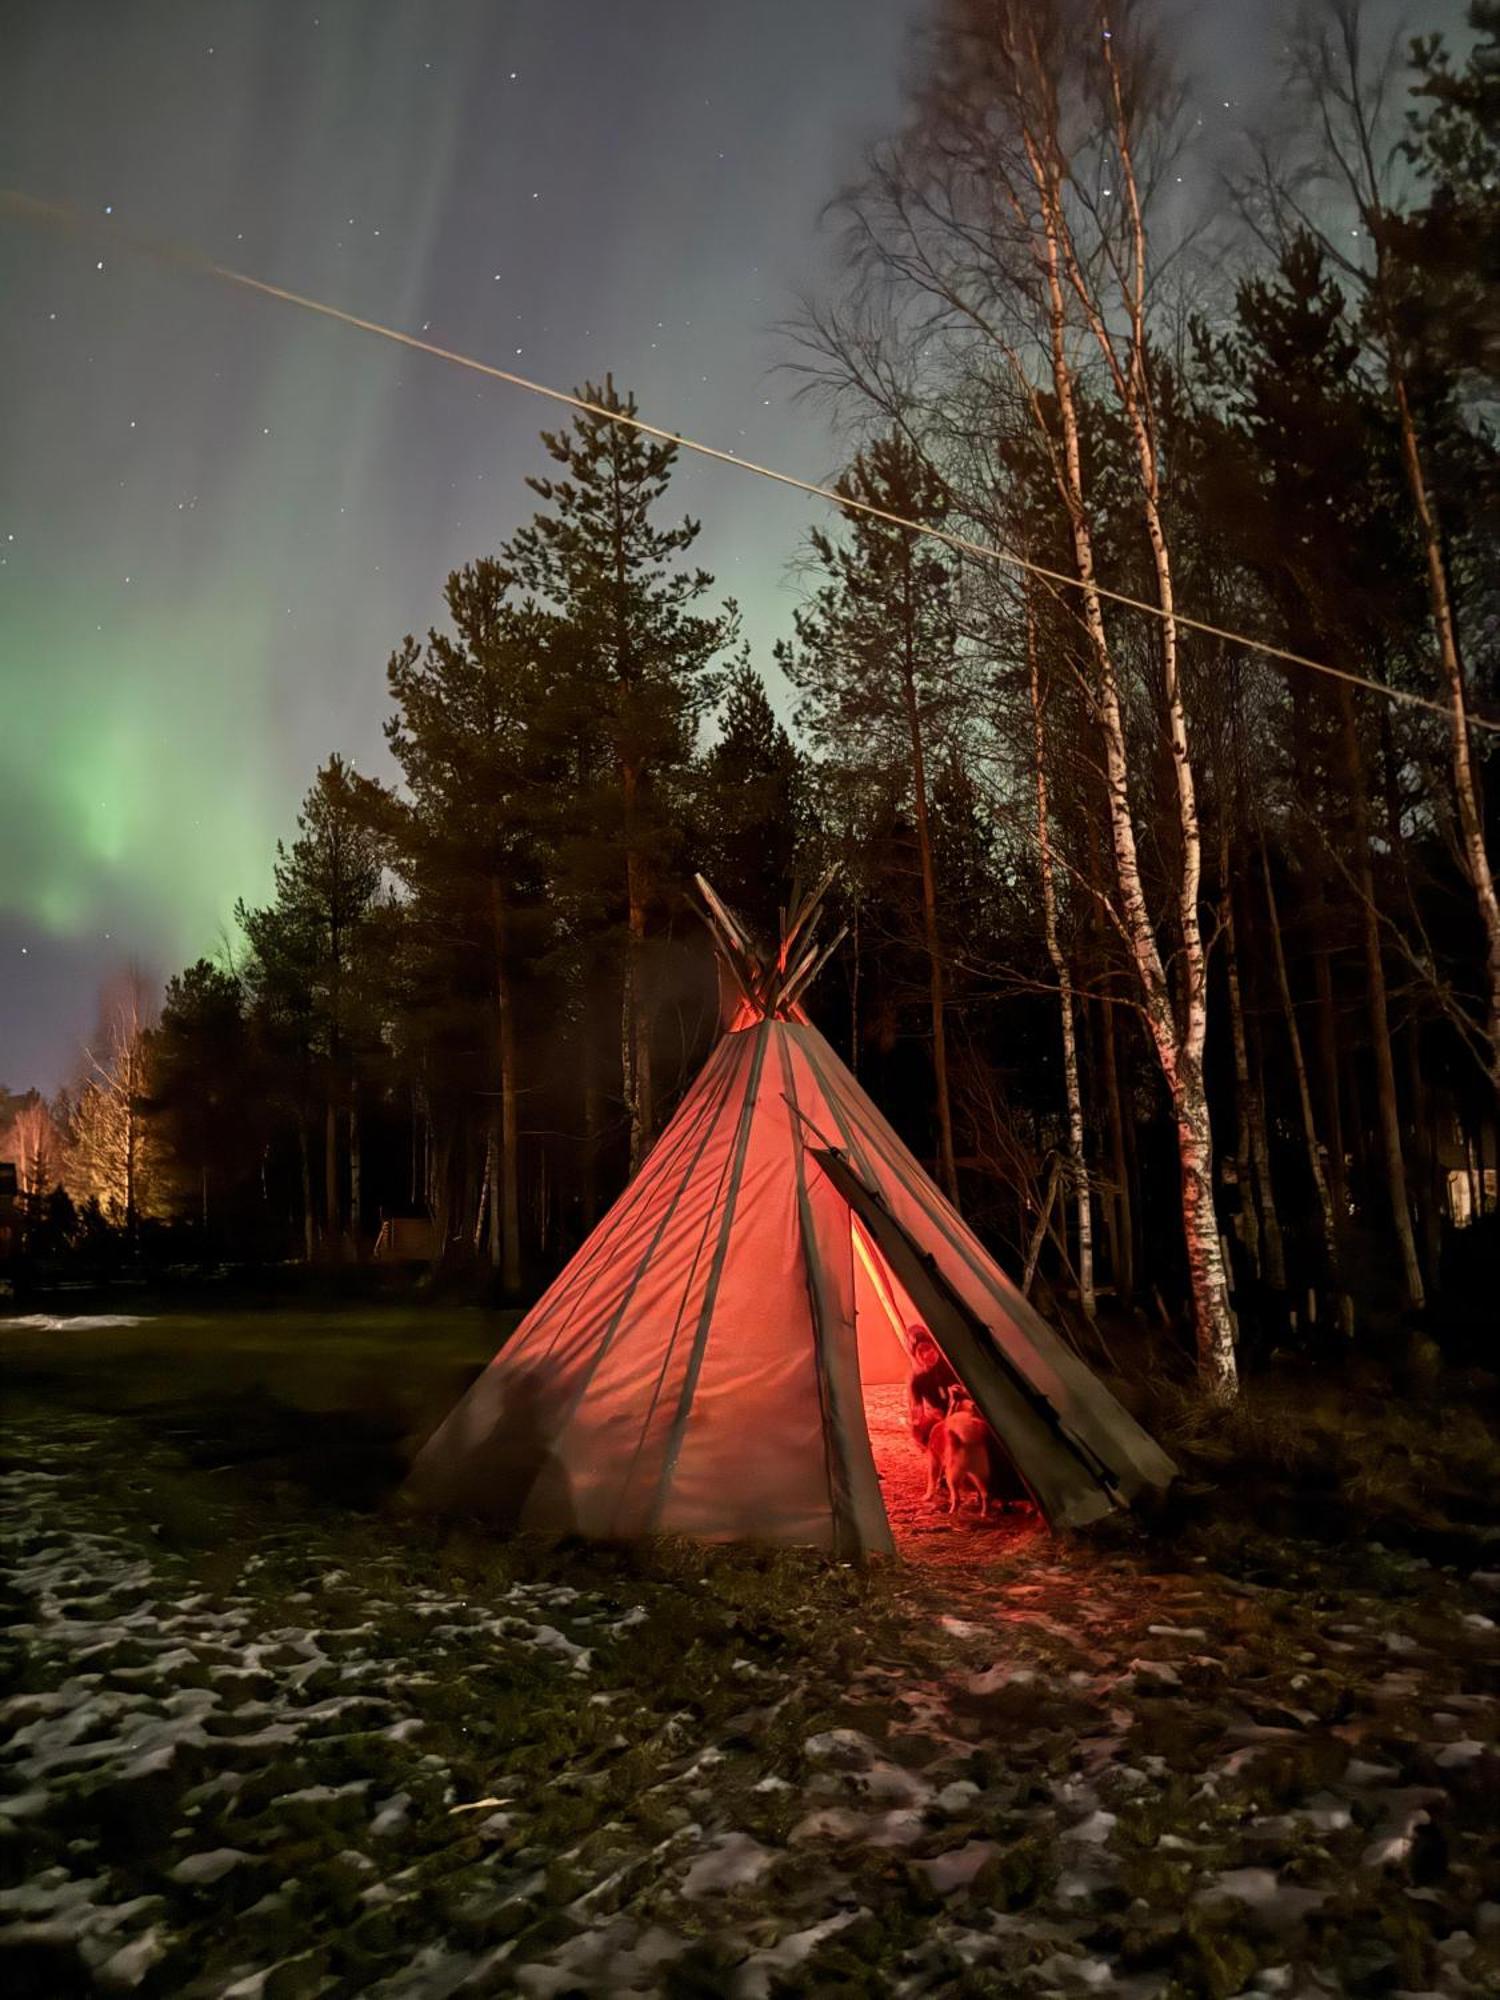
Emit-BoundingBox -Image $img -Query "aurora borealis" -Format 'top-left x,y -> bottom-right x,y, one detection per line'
1,0 -> 929,1089
3,0 -> 1317,1093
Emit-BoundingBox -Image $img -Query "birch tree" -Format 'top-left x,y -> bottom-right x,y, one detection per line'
1025,589 -> 1095,1314
64,971 -> 163,1233
813,0 -> 1240,1388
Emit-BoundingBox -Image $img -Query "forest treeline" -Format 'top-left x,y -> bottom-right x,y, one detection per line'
4,0 -> 1497,1396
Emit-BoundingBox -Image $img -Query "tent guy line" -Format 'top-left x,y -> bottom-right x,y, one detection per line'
5,186 -> 1495,737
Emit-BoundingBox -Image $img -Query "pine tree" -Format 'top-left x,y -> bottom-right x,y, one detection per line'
696,656 -> 807,938
1400,2 -> 1500,393
779,434 -> 969,1205
505,377 -> 734,1171
149,960 -> 260,1236
238,756 -> 384,1256
382,564 -> 557,1288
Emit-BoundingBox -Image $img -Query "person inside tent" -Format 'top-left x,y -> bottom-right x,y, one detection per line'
907,1322 -> 1032,1514
906,1324 -> 958,1449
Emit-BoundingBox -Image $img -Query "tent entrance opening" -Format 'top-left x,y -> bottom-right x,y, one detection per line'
848,1213 -> 1040,1558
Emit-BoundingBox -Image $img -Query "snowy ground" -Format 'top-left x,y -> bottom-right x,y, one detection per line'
3,1397 -> 1500,1995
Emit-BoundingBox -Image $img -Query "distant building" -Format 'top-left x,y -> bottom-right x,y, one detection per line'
372,1213 -> 438,1262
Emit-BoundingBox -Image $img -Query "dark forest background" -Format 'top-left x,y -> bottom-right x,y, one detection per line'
4,0 -> 1497,1398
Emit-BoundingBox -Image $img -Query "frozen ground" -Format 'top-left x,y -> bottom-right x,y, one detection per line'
2,1349 -> 1499,1995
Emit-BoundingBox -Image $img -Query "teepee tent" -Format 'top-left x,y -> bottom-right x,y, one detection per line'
409,876 -> 1176,1555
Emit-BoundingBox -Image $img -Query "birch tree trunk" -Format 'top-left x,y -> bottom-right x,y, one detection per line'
1336,686 -> 1425,1309
1222,870 -> 1261,1283
582,1043 -> 602,1228
900,618 -> 960,1206
475,1141 -> 492,1256
123,1035 -> 139,1245
489,877 -> 523,1290
1027,595 -> 1094,1314
1024,106 -> 1237,1393
1242,966 -> 1286,1294
849,898 -> 861,1081
1099,987 -> 1135,1306
429,1122 -> 452,1266
1406,1022 -> 1442,1290
1313,932 -> 1348,1223
324,1100 -> 339,1247
348,1093 -> 361,1246
298,1118 -> 315,1262
1220,824 -> 1285,1292
1261,835 -> 1353,1338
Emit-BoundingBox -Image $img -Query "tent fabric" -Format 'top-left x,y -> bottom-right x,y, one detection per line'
408,1014 -> 1176,1553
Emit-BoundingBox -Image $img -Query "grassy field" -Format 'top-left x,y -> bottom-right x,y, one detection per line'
3,1307 -> 1499,1997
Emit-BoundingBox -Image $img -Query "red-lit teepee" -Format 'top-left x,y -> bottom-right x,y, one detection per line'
408,875 -> 1175,1555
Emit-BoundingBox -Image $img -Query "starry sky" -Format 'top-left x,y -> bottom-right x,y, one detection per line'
0,0 -> 1444,1093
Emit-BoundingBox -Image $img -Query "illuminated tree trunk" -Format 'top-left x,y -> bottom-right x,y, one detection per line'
1027,595 -> 1093,1313
1027,126 -> 1237,1394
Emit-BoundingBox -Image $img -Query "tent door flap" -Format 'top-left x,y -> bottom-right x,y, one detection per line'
812,1147 -> 1121,1509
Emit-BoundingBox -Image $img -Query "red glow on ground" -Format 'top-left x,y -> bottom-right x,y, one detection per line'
863,1383 -> 1043,1568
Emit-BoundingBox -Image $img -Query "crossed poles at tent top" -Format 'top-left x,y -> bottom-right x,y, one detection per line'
692,871 -> 848,1023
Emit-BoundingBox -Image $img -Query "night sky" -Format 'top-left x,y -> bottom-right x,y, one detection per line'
0,0 -> 1437,1093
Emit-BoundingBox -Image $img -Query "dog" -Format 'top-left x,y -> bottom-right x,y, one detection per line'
924,1388 -> 1002,1516
925,1388 -> 1032,1515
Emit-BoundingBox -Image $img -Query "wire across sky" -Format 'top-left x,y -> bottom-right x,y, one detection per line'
6,185 -> 1492,739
